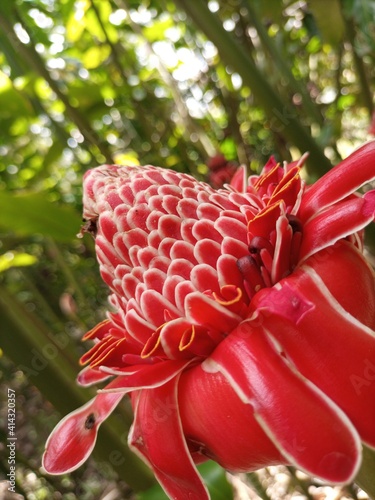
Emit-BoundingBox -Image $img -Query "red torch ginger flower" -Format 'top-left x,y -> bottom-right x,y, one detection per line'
43,142 -> 375,499
207,153 -> 238,188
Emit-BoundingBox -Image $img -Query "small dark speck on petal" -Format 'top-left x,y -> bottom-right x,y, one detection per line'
85,413 -> 96,430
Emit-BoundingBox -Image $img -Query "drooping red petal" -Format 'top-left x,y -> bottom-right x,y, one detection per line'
202,324 -> 361,483
42,384 -> 124,474
82,319 -> 112,341
252,244 -> 375,448
43,360 -> 191,475
300,141 -> 375,222
129,378 -> 210,500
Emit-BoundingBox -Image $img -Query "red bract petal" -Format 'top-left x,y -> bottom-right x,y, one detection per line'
253,161 -> 281,195
252,243 -> 375,448
203,325 -> 361,483
43,361 -> 191,475
271,214 -> 293,282
179,365 -> 284,472
304,241 -> 375,327
76,366 -> 112,387
185,291 -> 241,332
269,166 -> 302,212
190,262 -> 220,293
247,201 -> 283,239
300,141 -> 375,222
99,359 -> 192,391
42,385 -> 124,474
159,318 -> 217,359
229,164 -> 247,192
82,318 -> 112,341
129,379 -> 210,500
299,192 -> 375,261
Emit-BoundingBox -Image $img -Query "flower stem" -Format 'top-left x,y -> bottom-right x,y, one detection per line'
246,472 -> 272,500
355,445 -> 375,499
286,466 -> 315,499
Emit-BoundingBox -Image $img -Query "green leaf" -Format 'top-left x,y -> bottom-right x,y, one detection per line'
65,3 -> 88,42
82,45 -> 112,69
0,190 -> 82,242
355,445 -> 375,499
137,461 -> 233,500
199,461 -> 234,500
0,73 -> 34,119
0,251 -> 37,272
143,18 -> 174,42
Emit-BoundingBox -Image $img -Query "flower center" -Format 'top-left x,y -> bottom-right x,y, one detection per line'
236,164 -> 304,300
236,215 -> 303,299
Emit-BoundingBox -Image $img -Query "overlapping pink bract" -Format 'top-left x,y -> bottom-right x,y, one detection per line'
43,142 -> 375,499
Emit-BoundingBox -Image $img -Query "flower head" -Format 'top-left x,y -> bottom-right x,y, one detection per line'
43,142 -> 375,499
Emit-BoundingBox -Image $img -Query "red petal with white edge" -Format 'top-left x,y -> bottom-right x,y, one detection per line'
185,291 -> 242,332
300,141 -> 375,222
179,364 -> 284,472
129,378 -> 210,500
230,164 -> 247,192
303,241 -> 375,327
204,324 -> 361,484
42,381 -> 124,474
43,361 -> 191,475
299,191 -> 375,261
99,360 -> 192,392
76,365 -> 112,387
252,245 -> 375,447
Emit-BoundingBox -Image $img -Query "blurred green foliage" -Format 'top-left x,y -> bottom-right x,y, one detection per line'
0,0 -> 374,498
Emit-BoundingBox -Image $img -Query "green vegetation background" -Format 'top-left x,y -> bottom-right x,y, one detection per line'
0,0 -> 374,498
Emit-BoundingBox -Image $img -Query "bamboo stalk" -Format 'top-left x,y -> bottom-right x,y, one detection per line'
174,0 -> 333,178
342,11 -> 374,116
243,0 -> 324,126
